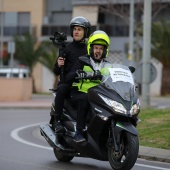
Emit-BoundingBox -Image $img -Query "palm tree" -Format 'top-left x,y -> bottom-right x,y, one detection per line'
38,41 -> 59,88
151,20 -> 170,95
14,34 -> 44,92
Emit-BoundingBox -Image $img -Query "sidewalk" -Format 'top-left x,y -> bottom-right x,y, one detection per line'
0,94 -> 52,109
0,94 -> 170,163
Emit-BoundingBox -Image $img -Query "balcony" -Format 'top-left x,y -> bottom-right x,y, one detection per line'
42,25 -> 129,37
0,26 -> 36,37
42,25 -> 71,36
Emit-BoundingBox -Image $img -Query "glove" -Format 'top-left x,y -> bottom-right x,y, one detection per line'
92,70 -> 102,80
93,70 -> 101,76
76,70 -> 87,79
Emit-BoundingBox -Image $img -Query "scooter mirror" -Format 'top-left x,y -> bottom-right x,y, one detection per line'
128,66 -> 135,73
79,56 -> 95,71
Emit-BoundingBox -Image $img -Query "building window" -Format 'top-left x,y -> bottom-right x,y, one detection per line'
51,12 -> 72,25
18,12 -> 30,26
0,12 -> 31,36
18,12 -> 30,35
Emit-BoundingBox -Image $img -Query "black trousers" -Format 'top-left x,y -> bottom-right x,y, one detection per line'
70,90 -> 90,130
54,84 -> 70,118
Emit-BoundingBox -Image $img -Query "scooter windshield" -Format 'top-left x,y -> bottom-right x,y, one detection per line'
101,64 -> 135,101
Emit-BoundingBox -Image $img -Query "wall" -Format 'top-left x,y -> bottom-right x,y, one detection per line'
0,78 -> 32,101
42,65 -> 55,93
46,0 -> 72,12
2,0 -> 45,38
2,0 -> 45,93
33,62 -> 43,92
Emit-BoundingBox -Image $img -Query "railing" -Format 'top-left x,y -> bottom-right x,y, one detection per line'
0,26 -> 36,36
41,25 -> 129,37
0,25 -> 129,37
42,25 -> 70,36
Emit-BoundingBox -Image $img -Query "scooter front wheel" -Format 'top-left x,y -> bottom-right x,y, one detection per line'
108,132 -> 139,170
53,148 -> 74,162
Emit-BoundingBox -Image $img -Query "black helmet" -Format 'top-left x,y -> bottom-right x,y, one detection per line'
70,16 -> 91,38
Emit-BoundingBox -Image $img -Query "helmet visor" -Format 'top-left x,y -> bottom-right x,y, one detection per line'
91,39 -> 108,46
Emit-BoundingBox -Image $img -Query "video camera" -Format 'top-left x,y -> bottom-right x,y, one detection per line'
50,31 -> 67,57
50,32 -> 67,83
50,32 -> 67,44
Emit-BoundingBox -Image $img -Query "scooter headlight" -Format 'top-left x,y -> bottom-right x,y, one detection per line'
98,94 -> 127,114
130,99 -> 140,115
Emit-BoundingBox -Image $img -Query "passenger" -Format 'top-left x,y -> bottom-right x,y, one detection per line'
51,16 -> 91,133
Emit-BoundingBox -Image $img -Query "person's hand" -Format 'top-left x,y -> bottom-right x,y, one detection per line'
57,57 -> 65,67
76,70 -> 87,79
92,70 -> 102,80
93,70 -> 101,76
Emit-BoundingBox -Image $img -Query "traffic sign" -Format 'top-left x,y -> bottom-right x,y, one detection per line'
134,62 -> 157,84
7,41 -> 15,54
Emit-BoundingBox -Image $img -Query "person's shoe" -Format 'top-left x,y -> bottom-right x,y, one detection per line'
54,121 -> 63,133
74,130 -> 86,143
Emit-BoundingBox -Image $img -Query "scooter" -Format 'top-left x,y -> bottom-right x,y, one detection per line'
40,56 -> 140,170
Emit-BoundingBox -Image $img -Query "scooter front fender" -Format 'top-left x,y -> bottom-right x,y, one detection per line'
115,121 -> 138,136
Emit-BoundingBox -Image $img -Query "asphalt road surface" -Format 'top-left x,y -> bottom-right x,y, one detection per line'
0,108 -> 170,170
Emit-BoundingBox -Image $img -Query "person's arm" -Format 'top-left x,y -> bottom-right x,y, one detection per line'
53,57 -> 61,76
64,60 -> 83,85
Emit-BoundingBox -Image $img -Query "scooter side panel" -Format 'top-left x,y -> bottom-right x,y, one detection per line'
40,124 -> 65,150
64,134 -> 108,161
87,113 -> 108,141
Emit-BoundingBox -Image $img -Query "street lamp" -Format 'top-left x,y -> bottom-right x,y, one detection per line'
128,0 -> 134,65
142,0 -> 152,108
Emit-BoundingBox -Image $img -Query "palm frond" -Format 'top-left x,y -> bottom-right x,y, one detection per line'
14,34 -> 43,72
151,20 -> 170,66
38,41 -> 58,73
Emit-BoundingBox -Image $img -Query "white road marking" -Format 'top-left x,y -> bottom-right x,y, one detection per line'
10,122 -> 52,150
135,163 -> 170,170
10,123 -> 170,170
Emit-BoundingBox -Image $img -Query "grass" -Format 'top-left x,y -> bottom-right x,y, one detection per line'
137,108 -> 170,150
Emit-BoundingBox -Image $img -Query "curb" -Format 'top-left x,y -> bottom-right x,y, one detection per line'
138,154 -> 170,163
138,146 -> 170,163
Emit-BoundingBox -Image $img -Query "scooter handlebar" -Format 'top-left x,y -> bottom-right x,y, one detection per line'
75,74 -> 102,80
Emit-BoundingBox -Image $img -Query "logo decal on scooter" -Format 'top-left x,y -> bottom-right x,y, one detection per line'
95,108 -> 102,113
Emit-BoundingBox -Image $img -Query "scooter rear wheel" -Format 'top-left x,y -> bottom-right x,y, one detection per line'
53,148 -> 74,162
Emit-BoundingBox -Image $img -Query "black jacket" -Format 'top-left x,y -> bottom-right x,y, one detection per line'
53,41 -> 87,77
65,55 -> 86,85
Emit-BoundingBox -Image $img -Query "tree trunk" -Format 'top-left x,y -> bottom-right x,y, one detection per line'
32,77 -> 37,93
30,72 -> 36,93
161,66 -> 170,95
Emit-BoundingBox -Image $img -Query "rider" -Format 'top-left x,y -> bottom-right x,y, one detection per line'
51,16 -> 91,132
65,30 -> 112,142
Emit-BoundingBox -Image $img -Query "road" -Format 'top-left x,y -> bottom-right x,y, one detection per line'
0,108 -> 170,170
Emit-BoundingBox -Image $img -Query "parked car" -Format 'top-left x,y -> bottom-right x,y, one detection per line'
0,67 -> 30,78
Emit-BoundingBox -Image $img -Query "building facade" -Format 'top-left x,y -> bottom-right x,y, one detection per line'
0,0 -> 169,94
